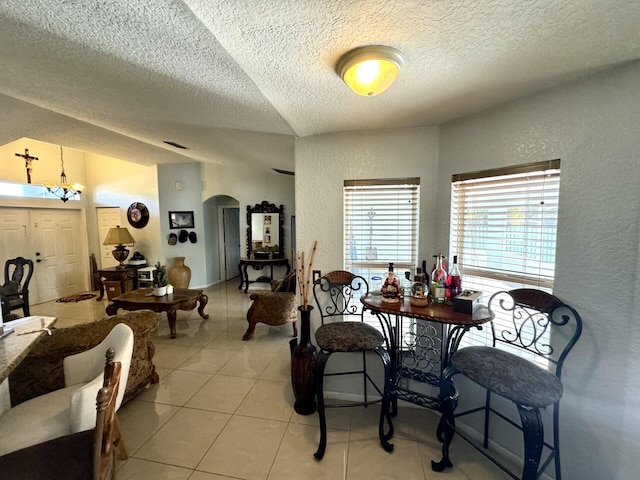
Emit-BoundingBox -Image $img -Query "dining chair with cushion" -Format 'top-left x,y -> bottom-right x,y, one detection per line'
0,348 -> 125,480
0,323 -> 134,456
312,270 -> 394,460
0,256 -> 34,320
432,288 -> 583,480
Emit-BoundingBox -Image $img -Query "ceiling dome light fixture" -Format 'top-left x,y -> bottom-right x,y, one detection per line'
336,45 -> 405,97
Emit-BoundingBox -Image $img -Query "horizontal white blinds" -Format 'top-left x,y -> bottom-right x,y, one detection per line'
450,161 -> 561,353
344,179 -> 420,276
450,160 -> 560,290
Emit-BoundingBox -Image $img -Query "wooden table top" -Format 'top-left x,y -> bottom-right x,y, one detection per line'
361,294 -> 493,326
111,288 -> 203,305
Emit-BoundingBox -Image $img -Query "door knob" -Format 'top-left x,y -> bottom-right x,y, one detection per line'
36,259 -> 43,263
35,252 -> 41,256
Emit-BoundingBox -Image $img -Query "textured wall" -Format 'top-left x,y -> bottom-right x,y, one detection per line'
85,153 -> 161,272
295,127 -> 440,276
437,61 -> 640,479
295,127 -> 440,392
157,163 -> 207,287
201,162 -> 295,282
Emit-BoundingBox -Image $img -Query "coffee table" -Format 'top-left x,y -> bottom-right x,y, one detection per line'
106,288 -> 209,339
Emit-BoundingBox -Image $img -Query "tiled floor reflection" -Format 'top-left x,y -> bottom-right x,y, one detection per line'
31,280 -> 510,480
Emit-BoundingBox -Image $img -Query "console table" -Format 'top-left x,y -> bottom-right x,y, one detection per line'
96,266 -> 139,301
238,257 -> 290,293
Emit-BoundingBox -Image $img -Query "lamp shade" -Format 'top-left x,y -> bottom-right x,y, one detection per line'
337,45 -> 405,97
103,226 -> 135,246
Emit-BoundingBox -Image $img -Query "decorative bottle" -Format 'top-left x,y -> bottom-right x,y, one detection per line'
445,255 -> 462,302
402,271 -> 413,298
381,262 -> 401,303
430,253 -> 448,303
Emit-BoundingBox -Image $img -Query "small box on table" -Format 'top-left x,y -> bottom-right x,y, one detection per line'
453,290 -> 483,314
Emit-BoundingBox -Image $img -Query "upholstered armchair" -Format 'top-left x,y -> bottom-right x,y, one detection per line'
0,324 -> 133,456
8,309 -> 159,407
243,272 -> 297,340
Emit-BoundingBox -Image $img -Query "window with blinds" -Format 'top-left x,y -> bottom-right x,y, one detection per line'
449,160 -> 561,350
344,178 -> 420,284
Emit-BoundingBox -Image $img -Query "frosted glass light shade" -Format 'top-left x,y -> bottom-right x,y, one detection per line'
337,45 -> 405,96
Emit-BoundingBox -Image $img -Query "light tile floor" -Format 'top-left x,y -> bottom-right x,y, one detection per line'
30,280 -> 510,480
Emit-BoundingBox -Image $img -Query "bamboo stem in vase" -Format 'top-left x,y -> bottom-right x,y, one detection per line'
304,241 -> 318,308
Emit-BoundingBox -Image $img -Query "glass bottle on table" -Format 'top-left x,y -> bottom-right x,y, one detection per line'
402,271 -> 413,298
445,255 -> 462,302
381,262 -> 400,303
430,253 -> 448,304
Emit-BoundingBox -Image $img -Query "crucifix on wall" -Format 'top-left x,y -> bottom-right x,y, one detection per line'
14,148 -> 39,184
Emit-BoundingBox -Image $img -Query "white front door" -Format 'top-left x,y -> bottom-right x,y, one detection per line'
97,207 -> 121,269
0,207 -> 87,304
0,208 -> 40,303
31,209 -> 85,302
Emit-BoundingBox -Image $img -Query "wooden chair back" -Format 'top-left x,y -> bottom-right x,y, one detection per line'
1,256 -> 34,316
93,347 -> 122,480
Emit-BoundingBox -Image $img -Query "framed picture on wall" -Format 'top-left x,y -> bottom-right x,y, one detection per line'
169,211 -> 195,229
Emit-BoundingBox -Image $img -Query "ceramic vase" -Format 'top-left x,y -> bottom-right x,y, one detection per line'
290,305 -> 317,415
168,257 -> 191,289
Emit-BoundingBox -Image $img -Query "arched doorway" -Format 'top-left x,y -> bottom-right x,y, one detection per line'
203,195 -> 240,284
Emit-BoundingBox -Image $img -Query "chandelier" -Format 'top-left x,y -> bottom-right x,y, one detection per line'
42,146 -> 84,202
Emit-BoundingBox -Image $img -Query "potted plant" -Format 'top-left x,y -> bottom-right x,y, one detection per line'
152,262 -> 169,296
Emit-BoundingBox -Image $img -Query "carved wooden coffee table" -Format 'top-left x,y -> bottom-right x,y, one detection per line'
106,288 -> 208,339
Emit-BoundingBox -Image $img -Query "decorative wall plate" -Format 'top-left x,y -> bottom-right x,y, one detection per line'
127,202 -> 150,229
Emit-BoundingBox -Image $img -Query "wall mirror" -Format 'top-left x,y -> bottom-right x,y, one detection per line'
247,201 -> 284,258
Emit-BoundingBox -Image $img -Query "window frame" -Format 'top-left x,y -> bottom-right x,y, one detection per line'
343,177 -> 420,285
449,160 -> 561,350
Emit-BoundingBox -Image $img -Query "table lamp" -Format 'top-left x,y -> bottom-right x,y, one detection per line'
103,226 -> 135,269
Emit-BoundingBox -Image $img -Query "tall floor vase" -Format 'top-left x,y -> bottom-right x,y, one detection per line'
290,305 -> 317,415
168,257 -> 191,289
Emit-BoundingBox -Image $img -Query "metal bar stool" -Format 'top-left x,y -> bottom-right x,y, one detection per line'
432,288 -> 582,480
312,270 -> 394,460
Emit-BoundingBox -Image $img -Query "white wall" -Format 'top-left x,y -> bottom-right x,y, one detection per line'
0,137 -> 87,188
201,162 -> 295,282
85,153 -> 161,270
157,163 -> 207,287
295,127 -> 440,393
295,127 -> 440,275
295,62 -> 640,478
435,61 -> 640,479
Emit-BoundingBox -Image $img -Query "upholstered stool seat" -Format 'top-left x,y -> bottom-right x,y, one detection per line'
316,321 -> 384,352
451,346 -> 563,408
311,271 -> 393,460
433,289 -> 582,480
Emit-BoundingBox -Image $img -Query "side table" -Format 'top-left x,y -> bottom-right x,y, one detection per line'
96,266 -> 139,301
106,288 -> 209,339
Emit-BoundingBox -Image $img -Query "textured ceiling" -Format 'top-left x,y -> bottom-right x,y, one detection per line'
1,0 -> 639,171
